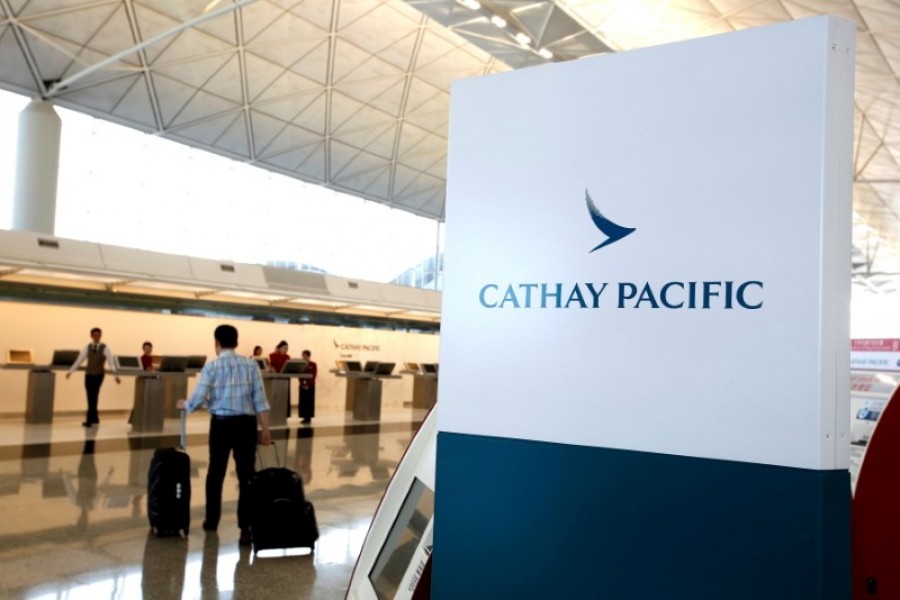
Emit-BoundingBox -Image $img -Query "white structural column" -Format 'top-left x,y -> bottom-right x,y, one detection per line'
12,99 -> 61,234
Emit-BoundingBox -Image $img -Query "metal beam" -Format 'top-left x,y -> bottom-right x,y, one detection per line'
46,0 -> 263,98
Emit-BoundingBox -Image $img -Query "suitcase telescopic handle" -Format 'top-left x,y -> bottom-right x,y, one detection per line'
257,442 -> 282,469
180,409 -> 187,450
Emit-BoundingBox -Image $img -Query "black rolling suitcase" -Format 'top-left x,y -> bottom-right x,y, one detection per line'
147,410 -> 191,537
250,444 -> 318,553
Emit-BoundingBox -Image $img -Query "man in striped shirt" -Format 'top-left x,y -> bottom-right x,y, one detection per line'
177,324 -> 271,545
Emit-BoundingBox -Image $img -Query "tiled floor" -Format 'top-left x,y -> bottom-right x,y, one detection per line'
0,408 -> 428,599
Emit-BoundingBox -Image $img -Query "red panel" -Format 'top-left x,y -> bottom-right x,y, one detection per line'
853,385 -> 900,598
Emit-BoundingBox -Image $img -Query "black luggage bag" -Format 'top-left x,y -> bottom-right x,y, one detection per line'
147,410 -> 191,537
250,445 -> 318,553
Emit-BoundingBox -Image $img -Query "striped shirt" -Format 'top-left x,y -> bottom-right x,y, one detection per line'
184,349 -> 270,417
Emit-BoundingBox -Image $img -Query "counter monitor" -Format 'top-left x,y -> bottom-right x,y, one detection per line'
186,355 -> 207,370
422,363 -> 438,374
375,362 -> 396,376
345,361 -> 363,373
158,356 -> 189,372
364,361 -> 379,373
51,350 -> 81,367
114,356 -> 143,371
280,359 -> 309,374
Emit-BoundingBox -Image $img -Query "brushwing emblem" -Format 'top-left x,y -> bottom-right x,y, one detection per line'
585,189 -> 635,252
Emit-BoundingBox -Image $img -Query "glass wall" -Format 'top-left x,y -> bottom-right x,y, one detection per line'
0,90 -> 444,287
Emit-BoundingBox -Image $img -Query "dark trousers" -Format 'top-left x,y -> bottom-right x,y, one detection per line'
299,386 -> 316,420
205,415 -> 257,531
84,373 -> 104,423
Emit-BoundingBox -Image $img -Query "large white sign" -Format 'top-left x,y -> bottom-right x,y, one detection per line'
439,16 -> 854,471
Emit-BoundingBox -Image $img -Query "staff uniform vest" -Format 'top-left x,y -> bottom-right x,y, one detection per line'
86,343 -> 106,375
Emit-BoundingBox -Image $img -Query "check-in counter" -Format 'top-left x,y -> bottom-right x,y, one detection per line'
262,373 -> 311,427
119,369 -> 199,432
334,371 -> 402,421
401,371 -> 438,409
3,365 -> 71,424
162,375 -> 189,419
132,375 -> 164,432
25,369 -> 56,423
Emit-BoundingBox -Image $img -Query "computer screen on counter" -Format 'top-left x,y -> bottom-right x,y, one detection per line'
158,356 -> 189,372
375,362 -> 395,375
51,350 -> 80,367
114,356 -> 142,371
186,355 -> 207,369
280,359 -> 308,374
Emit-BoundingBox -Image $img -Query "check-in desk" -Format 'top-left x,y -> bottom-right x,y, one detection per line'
401,371 -> 438,410
335,372 -> 402,421
25,367 -> 56,423
3,365 -> 68,424
131,374 -> 165,432
122,370 -> 198,432
262,373 -> 311,427
162,374 -> 190,419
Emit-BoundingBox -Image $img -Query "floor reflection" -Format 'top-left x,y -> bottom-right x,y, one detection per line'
0,414 -> 425,599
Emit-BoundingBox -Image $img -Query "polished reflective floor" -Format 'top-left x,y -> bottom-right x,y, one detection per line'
0,408 -> 427,599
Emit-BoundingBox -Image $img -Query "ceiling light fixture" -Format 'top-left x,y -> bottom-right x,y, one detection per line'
458,0 -> 481,9
490,15 -> 507,28
515,32 -> 531,45
538,47 -> 553,59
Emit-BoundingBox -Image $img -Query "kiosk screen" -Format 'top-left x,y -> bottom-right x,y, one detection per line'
369,477 -> 434,600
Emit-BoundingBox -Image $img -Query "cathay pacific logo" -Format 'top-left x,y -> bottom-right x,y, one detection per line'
474,187 -> 765,311
586,189 -> 635,252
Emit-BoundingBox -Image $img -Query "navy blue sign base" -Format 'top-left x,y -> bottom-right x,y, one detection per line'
434,432 -> 849,600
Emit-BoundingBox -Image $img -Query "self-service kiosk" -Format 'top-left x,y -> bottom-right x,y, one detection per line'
347,408 -> 435,599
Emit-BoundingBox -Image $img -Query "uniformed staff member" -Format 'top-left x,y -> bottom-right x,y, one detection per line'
66,327 -> 121,427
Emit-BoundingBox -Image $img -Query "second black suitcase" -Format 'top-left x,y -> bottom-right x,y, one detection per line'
250,447 -> 319,552
147,410 -> 191,537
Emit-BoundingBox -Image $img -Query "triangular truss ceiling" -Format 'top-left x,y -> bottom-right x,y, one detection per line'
1,1 -> 900,276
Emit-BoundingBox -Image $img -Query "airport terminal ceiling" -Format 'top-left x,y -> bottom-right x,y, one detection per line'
1,1 -> 900,288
